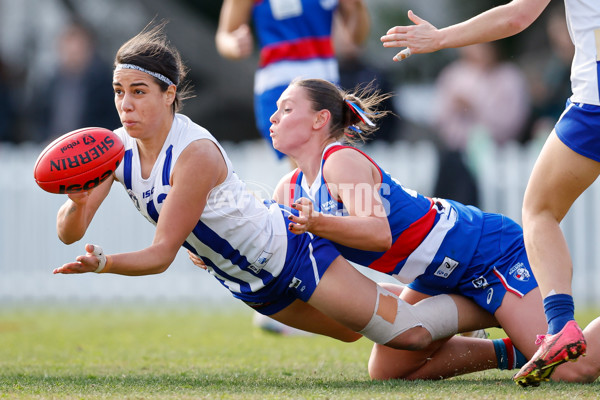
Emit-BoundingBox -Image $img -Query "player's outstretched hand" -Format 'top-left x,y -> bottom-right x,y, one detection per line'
54,244 -> 107,274
381,10 -> 441,61
288,197 -> 320,235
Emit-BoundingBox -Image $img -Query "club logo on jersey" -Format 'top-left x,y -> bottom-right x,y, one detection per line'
509,262 -> 530,281
320,199 -> 338,212
127,189 -> 141,212
472,276 -> 489,289
434,257 -> 459,279
250,250 -> 273,273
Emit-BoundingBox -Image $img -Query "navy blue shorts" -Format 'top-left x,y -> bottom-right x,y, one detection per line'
409,214 -> 538,314
243,206 -> 340,315
555,99 -> 600,162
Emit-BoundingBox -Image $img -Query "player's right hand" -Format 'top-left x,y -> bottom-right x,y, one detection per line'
53,244 -> 106,274
288,197 -> 320,235
230,24 -> 254,59
380,10 -> 441,60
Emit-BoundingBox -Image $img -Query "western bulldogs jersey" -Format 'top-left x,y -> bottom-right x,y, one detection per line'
565,0 -> 600,105
252,0 -> 339,96
113,114 -> 289,301
252,0 -> 339,158
288,143 -> 485,284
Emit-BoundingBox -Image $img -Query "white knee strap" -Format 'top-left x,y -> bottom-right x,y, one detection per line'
413,294 -> 459,341
358,286 -> 458,344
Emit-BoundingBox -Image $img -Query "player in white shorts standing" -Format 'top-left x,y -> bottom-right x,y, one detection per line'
51,22 -> 496,353
380,0 -> 600,386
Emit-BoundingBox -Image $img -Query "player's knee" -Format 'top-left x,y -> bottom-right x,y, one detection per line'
554,362 -> 600,383
368,362 -> 398,380
358,287 -> 455,349
367,350 -> 423,381
386,326 -> 432,350
367,353 -> 402,380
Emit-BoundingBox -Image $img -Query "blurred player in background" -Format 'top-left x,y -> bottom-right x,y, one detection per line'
380,0 -> 600,387
32,21 -> 120,144
215,0 -> 370,160
53,22 -> 493,354
216,0 -> 370,335
263,77 -> 600,383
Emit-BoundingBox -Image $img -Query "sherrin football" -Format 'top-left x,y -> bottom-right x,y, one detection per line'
34,127 -> 125,194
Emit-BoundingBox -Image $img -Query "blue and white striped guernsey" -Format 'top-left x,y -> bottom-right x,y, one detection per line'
113,114 -> 289,299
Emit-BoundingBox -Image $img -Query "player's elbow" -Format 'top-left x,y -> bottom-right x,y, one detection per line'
57,228 -> 84,245
375,233 -> 392,252
150,245 -> 178,274
153,256 -> 175,274
58,235 -> 77,245
370,226 -> 392,252
505,14 -> 532,34
503,4 -> 539,34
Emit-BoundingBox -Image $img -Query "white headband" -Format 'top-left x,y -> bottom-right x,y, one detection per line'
115,63 -> 175,86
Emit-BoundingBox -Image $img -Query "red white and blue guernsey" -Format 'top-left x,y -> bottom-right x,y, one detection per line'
113,114 -> 340,315
253,0 -> 339,158
288,143 -> 538,314
554,0 -> 600,161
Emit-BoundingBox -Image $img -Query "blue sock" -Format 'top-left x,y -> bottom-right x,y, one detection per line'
493,338 -> 526,370
543,294 -> 575,335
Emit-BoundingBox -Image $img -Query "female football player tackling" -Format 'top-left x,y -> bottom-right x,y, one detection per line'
380,0 -> 600,387
262,77 -> 600,384
52,23 -> 494,355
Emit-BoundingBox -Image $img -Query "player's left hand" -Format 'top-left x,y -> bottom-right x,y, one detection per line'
288,197 -> 320,235
381,10 -> 441,61
53,243 -> 106,274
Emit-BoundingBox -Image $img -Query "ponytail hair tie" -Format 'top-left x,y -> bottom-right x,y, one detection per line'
346,125 -> 362,137
344,100 -> 376,127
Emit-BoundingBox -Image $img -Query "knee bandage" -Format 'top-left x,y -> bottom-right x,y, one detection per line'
358,286 -> 458,344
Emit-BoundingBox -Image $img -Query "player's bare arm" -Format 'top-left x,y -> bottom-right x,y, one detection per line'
272,169 -> 297,206
56,176 -> 114,244
289,149 -> 392,252
56,140 -> 227,276
335,0 -> 370,46
381,0 -> 550,61
112,139 -> 227,276
215,0 -> 254,60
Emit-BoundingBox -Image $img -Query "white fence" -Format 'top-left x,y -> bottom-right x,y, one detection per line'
1,139 -> 599,306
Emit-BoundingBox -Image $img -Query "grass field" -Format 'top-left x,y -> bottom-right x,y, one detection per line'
0,303 -> 598,399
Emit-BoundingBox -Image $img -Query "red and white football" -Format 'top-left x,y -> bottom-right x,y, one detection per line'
34,127 -> 125,194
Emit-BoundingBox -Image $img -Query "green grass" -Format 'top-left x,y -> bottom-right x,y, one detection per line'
0,304 -> 598,399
